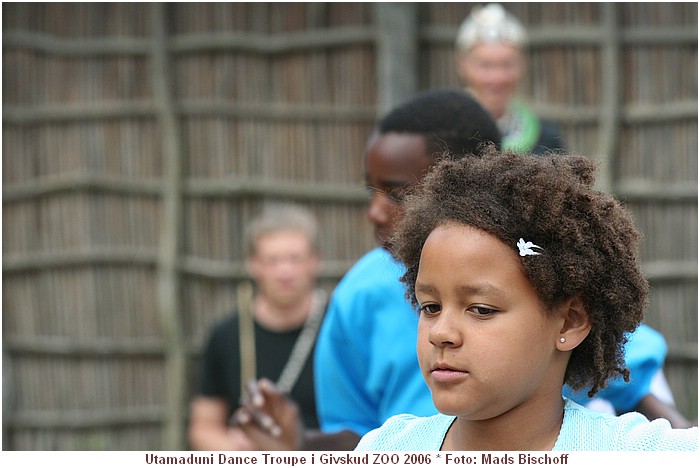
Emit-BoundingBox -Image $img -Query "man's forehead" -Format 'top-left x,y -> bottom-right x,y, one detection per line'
366,133 -> 431,174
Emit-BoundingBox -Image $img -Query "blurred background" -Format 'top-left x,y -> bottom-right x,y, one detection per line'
2,2 -> 697,450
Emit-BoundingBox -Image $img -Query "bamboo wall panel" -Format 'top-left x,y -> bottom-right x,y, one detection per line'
2,2 -> 697,450
419,1 -> 697,421
614,3 -> 697,422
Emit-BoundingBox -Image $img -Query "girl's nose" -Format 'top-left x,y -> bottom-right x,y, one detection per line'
428,309 -> 463,348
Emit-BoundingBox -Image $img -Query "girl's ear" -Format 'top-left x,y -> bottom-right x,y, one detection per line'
556,295 -> 591,351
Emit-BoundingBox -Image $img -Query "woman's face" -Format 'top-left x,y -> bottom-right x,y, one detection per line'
457,42 -> 525,119
415,223 -> 566,421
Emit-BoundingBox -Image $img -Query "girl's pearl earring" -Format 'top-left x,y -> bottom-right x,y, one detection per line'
559,337 -> 566,343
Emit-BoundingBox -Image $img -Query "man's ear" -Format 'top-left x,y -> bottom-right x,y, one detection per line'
556,295 -> 591,351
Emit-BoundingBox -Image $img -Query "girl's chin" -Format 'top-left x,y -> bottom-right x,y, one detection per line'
430,393 -> 468,414
432,403 -> 467,418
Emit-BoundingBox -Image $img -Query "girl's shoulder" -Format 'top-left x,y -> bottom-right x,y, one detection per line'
557,398 -> 698,451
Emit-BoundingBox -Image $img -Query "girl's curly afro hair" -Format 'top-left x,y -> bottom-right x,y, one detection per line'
389,146 -> 648,397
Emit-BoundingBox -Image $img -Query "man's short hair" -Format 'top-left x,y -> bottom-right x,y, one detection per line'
245,203 -> 319,256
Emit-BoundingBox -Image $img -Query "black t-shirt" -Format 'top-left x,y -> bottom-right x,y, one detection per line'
198,312 -> 319,429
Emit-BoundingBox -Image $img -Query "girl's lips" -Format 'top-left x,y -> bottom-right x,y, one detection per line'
431,368 -> 468,383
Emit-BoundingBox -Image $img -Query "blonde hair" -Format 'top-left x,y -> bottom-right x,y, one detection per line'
245,203 -> 319,256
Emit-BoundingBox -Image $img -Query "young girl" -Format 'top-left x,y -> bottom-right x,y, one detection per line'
355,147 -> 698,451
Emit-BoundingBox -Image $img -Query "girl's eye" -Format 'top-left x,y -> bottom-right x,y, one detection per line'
419,303 -> 441,315
469,305 -> 496,316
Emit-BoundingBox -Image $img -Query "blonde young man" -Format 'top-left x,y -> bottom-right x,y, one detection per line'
188,204 -> 325,450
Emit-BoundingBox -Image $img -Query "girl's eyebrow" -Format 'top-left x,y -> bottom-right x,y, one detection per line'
416,282 -> 505,299
458,283 -> 506,299
415,283 -> 435,295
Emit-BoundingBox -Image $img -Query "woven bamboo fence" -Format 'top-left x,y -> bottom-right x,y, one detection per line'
2,2 -> 697,450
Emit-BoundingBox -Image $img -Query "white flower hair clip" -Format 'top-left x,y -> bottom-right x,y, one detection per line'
517,238 -> 543,257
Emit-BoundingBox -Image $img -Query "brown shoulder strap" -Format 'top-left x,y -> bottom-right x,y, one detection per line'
236,281 -> 256,398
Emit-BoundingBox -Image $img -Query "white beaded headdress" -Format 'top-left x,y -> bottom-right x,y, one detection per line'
455,3 -> 527,52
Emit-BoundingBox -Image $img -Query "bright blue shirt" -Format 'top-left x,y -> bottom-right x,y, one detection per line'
563,323 -> 667,412
314,247 -> 435,435
315,247 -> 669,436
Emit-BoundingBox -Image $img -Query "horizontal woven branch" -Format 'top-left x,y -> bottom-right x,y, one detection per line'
2,251 -> 356,280
5,25 -> 695,58
1,100 -> 378,125
5,99 -> 694,125
641,260 -> 698,281
5,406 -> 163,429
423,24 -> 698,46
615,180 -> 698,201
170,26 -> 375,53
2,173 -> 370,203
4,173 -> 696,205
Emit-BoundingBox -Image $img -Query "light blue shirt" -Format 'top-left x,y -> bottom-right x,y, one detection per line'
355,398 -> 698,451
